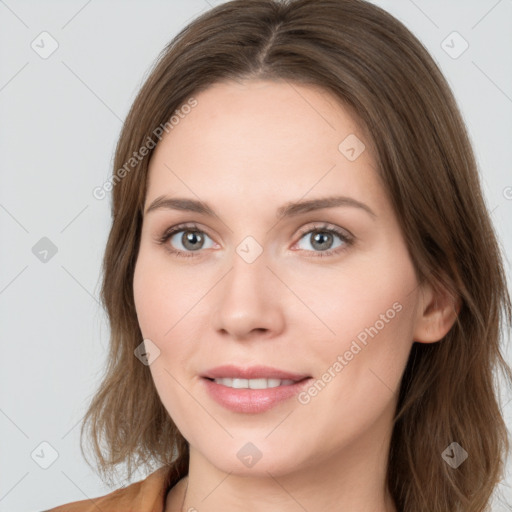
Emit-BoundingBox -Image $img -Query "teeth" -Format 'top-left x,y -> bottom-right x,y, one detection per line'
213,378 -> 296,389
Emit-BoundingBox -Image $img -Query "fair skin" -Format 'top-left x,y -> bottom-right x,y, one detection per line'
133,79 -> 458,512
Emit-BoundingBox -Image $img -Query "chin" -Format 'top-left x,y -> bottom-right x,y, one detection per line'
193,438 -> 310,478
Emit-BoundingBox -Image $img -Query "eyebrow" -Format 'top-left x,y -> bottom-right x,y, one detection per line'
145,195 -> 376,220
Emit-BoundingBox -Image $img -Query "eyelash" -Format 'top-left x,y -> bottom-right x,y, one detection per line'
156,222 -> 354,259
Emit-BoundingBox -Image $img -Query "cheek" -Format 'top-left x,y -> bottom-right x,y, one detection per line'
301,244 -> 416,367
293,289 -> 417,450
304,255 -> 418,417
133,258 -> 159,339
133,249 -> 205,379
285,242 -> 418,348
133,248 -> 184,339
133,255 -> 198,430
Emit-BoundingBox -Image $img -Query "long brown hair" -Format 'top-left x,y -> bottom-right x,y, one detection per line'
80,1 -> 512,510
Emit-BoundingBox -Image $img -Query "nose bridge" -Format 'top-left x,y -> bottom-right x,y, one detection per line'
212,239 -> 284,338
224,240 -> 272,307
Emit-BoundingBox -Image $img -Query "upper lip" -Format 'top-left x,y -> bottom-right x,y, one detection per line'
201,365 -> 311,381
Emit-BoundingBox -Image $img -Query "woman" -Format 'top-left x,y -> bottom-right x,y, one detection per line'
47,0 -> 511,510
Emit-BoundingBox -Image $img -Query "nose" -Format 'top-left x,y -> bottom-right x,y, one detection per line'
211,248 -> 285,341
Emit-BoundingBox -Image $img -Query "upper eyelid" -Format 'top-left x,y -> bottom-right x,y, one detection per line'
296,222 -> 353,238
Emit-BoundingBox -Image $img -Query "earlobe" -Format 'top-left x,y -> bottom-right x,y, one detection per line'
413,280 -> 461,344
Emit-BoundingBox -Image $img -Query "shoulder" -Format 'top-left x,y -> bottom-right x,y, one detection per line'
43,466 -> 175,512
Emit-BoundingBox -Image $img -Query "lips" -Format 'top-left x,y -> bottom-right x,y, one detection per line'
200,365 -> 313,413
201,364 -> 310,382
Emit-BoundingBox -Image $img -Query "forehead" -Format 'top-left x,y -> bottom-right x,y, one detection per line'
154,78 -> 364,157
145,79 -> 382,212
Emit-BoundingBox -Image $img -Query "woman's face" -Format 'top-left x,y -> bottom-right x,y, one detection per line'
133,79 -> 430,477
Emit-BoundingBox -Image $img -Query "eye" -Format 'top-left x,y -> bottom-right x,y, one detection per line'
157,223 -> 216,258
156,222 -> 354,258
294,223 -> 354,257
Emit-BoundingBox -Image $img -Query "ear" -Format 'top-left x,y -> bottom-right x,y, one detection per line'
413,279 -> 461,343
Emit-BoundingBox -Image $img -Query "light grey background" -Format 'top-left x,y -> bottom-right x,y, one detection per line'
0,1 -> 511,510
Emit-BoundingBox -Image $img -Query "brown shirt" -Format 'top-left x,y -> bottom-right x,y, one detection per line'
44,466 -> 176,512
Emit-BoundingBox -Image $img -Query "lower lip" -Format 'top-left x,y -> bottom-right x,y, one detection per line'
202,377 -> 312,413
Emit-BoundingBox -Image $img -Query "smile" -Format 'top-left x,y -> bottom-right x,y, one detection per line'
210,377 -> 296,389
